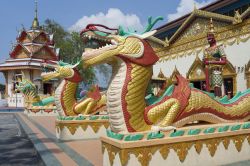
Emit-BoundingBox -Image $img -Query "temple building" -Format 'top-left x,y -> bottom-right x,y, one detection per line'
153,0 -> 250,97
0,2 -> 59,107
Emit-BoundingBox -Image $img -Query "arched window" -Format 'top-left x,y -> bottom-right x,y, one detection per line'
186,56 -> 206,90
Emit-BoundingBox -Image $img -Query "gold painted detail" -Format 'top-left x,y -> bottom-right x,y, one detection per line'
56,121 -> 110,135
102,134 -> 250,166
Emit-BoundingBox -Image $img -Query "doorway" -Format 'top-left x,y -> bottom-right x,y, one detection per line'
223,78 -> 233,99
43,83 -> 52,95
191,80 -> 206,91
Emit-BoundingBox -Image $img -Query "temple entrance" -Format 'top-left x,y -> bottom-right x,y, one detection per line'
43,83 -> 52,95
223,77 -> 233,99
191,80 -> 206,91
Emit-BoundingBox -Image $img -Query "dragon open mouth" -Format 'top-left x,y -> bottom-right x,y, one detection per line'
81,24 -> 119,63
41,64 -> 60,82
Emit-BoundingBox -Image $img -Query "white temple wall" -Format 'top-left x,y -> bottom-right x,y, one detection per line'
153,39 -> 250,92
225,40 -> 250,92
7,70 -> 14,97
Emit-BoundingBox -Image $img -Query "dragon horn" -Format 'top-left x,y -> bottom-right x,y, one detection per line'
142,16 -> 164,34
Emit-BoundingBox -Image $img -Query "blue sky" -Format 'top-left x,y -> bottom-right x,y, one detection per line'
0,0 -> 214,84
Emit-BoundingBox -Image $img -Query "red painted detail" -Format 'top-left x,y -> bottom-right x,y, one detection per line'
42,59 -> 58,65
118,37 -> 159,66
175,107 -> 250,122
65,69 -> 82,83
87,85 -> 101,101
61,81 -> 69,116
205,67 -> 210,91
80,24 -> 118,35
174,89 -> 250,122
144,75 -> 191,124
119,60 -> 136,132
30,109 -> 40,113
44,109 -> 53,113
17,31 -> 28,42
60,80 -> 77,116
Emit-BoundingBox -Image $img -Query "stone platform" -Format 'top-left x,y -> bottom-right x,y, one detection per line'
56,115 -> 110,140
101,122 -> 250,166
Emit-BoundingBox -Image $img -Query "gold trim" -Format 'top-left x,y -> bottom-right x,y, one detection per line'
222,138 -> 230,150
172,142 -> 192,162
169,9 -> 234,44
186,55 -> 206,81
194,141 -> 203,154
232,135 -> 245,152
205,139 -> 219,157
102,134 -> 250,166
56,121 -> 110,135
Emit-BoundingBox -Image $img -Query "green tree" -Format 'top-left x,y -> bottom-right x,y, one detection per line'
43,19 -> 111,87
43,19 -> 95,85
0,83 -> 5,92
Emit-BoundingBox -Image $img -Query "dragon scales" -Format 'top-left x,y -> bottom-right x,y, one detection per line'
41,61 -> 106,116
79,22 -> 250,134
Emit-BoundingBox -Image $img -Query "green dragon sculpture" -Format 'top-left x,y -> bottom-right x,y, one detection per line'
16,77 -> 55,107
79,18 -> 250,134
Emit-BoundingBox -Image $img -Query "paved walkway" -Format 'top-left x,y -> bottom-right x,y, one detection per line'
15,113 -> 102,166
0,113 -> 44,166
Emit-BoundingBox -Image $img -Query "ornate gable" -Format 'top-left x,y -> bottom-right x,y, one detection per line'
33,32 -> 50,44
175,17 -> 230,43
170,66 -> 181,83
10,44 -> 30,59
32,46 -> 57,60
33,34 -> 47,44
186,56 -> 205,81
222,61 -> 236,77
170,9 -> 234,44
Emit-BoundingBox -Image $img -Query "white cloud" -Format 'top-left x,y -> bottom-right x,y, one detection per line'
167,0 -> 215,22
69,8 -> 143,32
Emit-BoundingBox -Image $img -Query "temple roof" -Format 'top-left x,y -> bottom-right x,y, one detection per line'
7,0 -> 58,61
0,58 -> 57,71
152,68 -> 168,81
155,0 -> 250,39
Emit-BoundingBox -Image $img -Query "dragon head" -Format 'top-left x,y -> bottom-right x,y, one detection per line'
81,17 -> 165,67
41,61 -> 82,83
16,78 -> 36,94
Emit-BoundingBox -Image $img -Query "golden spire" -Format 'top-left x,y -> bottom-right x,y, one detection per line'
157,68 -> 166,78
208,18 -> 215,34
194,2 -> 197,10
233,10 -> 242,24
31,0 -> 40,29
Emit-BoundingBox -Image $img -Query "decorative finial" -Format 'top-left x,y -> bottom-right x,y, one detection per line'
165,37 -> 169,46
233,10 -> 242,24
208,18 -> 215,34
158,68 -> 166,78
194,2 -> 197,10
31,0 -> 40,29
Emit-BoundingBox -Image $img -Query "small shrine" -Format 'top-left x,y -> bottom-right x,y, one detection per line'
0,2 -> 59,107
